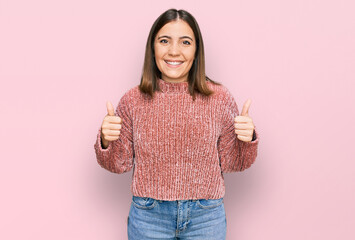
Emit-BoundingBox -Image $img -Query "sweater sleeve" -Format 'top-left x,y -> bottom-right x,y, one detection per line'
93,92 -> 134,174
217,89 -> 260,173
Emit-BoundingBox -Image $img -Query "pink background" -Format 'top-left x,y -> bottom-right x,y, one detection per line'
1,0 -> 354,239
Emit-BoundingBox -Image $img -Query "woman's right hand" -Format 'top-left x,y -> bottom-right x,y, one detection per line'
100,101 -> 122,149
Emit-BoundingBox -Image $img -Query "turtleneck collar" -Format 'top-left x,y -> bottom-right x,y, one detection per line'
157,78 -> 189,93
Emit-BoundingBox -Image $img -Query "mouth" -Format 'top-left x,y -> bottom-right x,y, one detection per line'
164,60 -> 184,67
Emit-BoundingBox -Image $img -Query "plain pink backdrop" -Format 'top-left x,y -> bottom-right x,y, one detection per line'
1,0 -> 354,239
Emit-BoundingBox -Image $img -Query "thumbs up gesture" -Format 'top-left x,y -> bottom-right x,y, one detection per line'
100,101 -> 122,148
234,99 -> 255,142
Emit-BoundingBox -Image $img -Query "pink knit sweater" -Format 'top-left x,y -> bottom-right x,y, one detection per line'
94,78 -> 259,201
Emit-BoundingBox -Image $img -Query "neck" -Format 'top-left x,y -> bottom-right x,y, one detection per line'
161,76 -> 188,83
157,78 -> 189,93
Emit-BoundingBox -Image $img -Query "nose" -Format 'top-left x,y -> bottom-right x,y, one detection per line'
168,42 -> 180,56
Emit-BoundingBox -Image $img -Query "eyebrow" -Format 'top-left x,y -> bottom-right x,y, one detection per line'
157,35 -> 194,41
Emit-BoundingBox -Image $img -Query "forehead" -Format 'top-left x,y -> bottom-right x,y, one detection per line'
157,19 -> 195,39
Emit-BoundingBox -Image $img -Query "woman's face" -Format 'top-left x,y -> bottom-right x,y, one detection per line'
154,19 -> 196,83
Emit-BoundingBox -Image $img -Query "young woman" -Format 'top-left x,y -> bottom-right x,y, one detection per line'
94,8 -> 259,240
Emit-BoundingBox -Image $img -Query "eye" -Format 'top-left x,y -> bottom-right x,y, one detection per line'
183,40 -> 191,45
160,39 -> 168,44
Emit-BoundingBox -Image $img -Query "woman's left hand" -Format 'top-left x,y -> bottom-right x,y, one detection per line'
234,99 -> 255,142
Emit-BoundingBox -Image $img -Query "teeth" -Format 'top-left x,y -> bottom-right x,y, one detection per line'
166,61 -> 183,65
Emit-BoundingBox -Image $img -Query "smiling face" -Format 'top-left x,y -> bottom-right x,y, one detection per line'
154,19 -> 196,83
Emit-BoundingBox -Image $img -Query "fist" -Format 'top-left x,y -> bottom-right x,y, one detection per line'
234,99 -> 255,142
101,101 -> 122,144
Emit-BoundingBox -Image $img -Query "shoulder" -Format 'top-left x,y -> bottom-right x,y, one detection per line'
114,85 -> 139,112
205,80 -> 235,103
119,84 -> 141,102
206,81 -> 239,117
123,84 -> 140,97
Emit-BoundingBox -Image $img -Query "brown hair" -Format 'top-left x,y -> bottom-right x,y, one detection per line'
138,8 -> 222,100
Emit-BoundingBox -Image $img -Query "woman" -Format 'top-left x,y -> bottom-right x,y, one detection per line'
94,8 -> 259,240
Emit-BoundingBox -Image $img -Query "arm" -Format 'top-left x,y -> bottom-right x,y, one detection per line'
93,93 -> 134,174
217,90 -> 259,173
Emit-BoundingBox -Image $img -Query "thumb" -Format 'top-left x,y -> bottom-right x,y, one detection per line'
240,99 -> 251,116
106,101 -> 115,116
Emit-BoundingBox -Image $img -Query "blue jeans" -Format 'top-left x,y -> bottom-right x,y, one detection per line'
127,196 -> 226,240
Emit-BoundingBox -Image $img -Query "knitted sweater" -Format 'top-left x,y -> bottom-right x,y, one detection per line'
94,78 -> 259,201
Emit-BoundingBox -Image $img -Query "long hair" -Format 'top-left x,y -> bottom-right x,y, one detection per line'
139,8 -> 222,100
